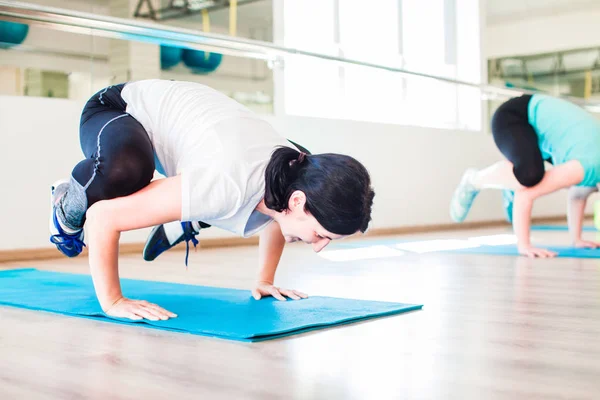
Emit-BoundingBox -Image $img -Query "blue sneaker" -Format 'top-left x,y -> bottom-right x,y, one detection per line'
143,221 -> 208,265
49,180 -> 85,257
450,169 -> 480,223
502,189 -> 515,223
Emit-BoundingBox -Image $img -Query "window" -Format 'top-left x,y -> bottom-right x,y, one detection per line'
280,0 -> 482,130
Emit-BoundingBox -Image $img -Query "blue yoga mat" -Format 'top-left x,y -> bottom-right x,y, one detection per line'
0,269 -> 422,342
531,225 -> 597,232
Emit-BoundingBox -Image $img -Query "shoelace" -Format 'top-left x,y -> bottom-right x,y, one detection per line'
51,210 -> 86,254
181,222 -> 199,267
50,233 -> 86,254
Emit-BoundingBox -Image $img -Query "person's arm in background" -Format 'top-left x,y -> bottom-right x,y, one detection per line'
513,160 -> 585,257
567,185 -> 599,248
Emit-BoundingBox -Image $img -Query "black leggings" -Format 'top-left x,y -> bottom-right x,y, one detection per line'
491,95 -> 549,187
73,84 -> 155,208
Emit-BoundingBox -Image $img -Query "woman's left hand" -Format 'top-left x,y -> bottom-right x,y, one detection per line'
252,281 -> 308,301
573,239 -> 600,249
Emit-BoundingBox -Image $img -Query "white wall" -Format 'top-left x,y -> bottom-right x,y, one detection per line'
0,95 -> 578,251
486,6 -> 600,58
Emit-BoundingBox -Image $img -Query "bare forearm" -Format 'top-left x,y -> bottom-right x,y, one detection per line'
567,196 -> 587,242
257,221 -> 285,284
567,186 -> 596,242
86,202 -> 124,310
513,191 -> 534,248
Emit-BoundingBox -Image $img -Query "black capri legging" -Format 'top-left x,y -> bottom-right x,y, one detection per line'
491,95 -> 550,187
74,84 -> 156,209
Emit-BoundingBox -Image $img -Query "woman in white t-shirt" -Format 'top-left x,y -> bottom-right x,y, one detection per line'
49,79 -> 375,321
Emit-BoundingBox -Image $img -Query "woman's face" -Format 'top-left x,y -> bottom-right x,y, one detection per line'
275,191 -> 348,252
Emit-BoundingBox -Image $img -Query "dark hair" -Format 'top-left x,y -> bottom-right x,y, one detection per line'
264,146 -> 375,235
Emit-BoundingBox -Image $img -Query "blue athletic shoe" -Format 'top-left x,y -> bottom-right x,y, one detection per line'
502,189 -> 515,224
450,169 -> 480,223
143,221 -> 207,265
49,180 -> 85,257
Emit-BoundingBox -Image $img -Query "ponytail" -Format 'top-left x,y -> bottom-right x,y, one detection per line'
264,146 -> 309,212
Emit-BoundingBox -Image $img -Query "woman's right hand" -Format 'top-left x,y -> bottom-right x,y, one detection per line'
104,297 -> 177,321
517,245 -> 557,258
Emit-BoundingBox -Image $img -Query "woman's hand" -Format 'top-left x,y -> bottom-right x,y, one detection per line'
517,245 -> 557,258
252,281 -> 308,301
104,297 -> 177,321
573,239 -> 600,249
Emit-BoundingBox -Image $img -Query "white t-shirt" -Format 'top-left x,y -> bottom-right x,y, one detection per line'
121,79 -> 294,237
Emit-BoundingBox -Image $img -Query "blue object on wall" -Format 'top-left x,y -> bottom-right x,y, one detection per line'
160,45 -> 183,69
182,49 -> 223,74
0,21 -> 29,47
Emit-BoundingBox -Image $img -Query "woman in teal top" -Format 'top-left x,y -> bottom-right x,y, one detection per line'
450,94 -> 600,258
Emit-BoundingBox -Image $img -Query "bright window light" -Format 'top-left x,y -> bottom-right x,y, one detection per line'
394,239 -> 480,253
281,0 -> 482,130
468,234 -> 517,246
319,245 -> 405,262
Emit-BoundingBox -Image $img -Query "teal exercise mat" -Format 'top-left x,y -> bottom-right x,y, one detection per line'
326,238 -> 600,258
439,244 -> 600,257
0,268 -> 422,342
531,225 -> 596,232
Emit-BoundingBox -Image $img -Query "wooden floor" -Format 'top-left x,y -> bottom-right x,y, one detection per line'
1,226 -> 600,399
